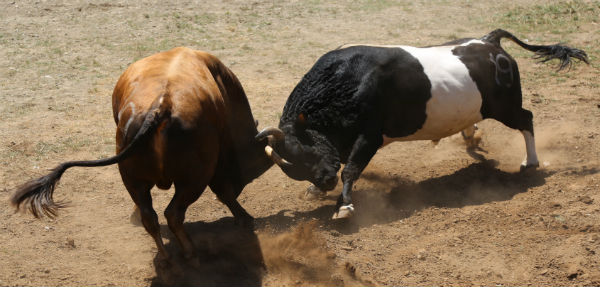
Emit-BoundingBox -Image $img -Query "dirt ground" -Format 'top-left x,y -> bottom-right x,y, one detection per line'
1,0 -> 599,286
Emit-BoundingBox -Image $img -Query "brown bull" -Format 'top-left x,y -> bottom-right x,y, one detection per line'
11,47 -> 274,262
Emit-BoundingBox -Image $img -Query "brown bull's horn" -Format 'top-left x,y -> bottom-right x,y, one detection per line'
256,127 -> 285,143
265,146 -> 292,167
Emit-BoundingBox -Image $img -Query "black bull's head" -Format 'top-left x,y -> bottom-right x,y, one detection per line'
256,126 -> 340,191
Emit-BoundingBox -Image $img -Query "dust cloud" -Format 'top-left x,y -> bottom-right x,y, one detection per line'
259,221 -> 372,286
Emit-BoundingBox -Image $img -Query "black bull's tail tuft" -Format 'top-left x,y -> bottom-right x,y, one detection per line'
482,29 -> 589,71
10,94 -> 171,218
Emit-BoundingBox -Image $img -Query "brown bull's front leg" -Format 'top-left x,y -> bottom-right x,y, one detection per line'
332,134 -> 381,219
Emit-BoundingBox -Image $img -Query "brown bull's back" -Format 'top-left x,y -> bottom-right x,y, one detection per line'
112,47 -> 228,187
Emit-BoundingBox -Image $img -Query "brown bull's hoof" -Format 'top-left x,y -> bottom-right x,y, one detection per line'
332,204 -> 354,219
129,206 -> 142,226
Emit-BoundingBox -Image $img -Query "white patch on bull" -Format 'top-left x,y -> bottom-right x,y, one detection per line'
459,39 -> 485,46
118,102 -> 136,140
520,130 -> 539,167
339,39 -> 484,50
117,101 -> 134,122
120,82 -> 139,117
382,45 -> 483,145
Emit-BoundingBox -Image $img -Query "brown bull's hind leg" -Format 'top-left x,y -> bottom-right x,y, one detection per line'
210,180 -> 254,229
122,178 -> 170,262
164,181 -> 208,260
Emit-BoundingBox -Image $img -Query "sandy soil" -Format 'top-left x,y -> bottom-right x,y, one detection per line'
1,1 -> 599,286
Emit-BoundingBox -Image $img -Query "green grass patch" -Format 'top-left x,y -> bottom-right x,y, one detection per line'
353,0 -> 408,12
497,0 -> 600,34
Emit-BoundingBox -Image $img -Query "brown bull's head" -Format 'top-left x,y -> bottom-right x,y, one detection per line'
256,123 -> 340,191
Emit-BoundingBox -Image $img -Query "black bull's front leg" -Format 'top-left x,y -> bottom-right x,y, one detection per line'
333,133 -> 382,219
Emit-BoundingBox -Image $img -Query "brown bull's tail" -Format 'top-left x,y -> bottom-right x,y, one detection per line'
10,94 -> 171,218
482,29 -> 589,71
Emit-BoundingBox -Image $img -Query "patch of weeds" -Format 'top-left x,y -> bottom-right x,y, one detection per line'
353,0 -> 404,12
175,19 -> 192,31
133,42 -> 152,62
126,19 -> 141,30
241,44 -> 253,51
6,68 -> 17,78
30,137 -> 95,161
497,0 -> 600,34
88,87 -> 99,95
193,12 -> 217,26
9,102 -> 37,117
92,59 -> 101,68
3,147 -> 24,164
304,41 -> 329,50
51,47 -> 64,57
34,141 -> 61,158
61,137 -> 94,152
443,33 -> 460,41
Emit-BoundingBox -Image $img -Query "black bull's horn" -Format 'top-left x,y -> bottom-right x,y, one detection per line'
256,127 -> 285,143
256,127 -> 292,167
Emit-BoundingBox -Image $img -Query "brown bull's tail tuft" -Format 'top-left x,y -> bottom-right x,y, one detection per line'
10,93 -> 171,218
11,164 -> 70,218
482,29 -> 589,71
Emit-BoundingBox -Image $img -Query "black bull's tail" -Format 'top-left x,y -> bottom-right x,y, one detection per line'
10,95 -> 171,218
482,29 -> 589,70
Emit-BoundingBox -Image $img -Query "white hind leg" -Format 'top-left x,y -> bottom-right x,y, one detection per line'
461,124 -> 480,148
520,130 -> 539,169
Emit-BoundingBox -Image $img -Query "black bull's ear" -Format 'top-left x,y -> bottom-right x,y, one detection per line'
294,113 -> 308,130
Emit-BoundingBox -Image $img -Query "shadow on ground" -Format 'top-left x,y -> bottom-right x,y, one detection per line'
149,156 -> 560,285
258,159 -> 552,233
150,218 -> 264,287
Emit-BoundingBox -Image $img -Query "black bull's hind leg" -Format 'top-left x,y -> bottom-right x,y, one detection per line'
333,134 -> 382,219
494,107 -> 539,170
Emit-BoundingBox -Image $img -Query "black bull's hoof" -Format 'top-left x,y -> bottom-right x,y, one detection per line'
520,162 -> 539,172
332,204 -> 354,219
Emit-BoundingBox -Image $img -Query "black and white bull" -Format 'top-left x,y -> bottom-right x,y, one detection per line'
257,29 -> 588,219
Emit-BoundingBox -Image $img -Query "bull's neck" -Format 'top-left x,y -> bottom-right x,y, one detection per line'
235,135 -> 274,187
